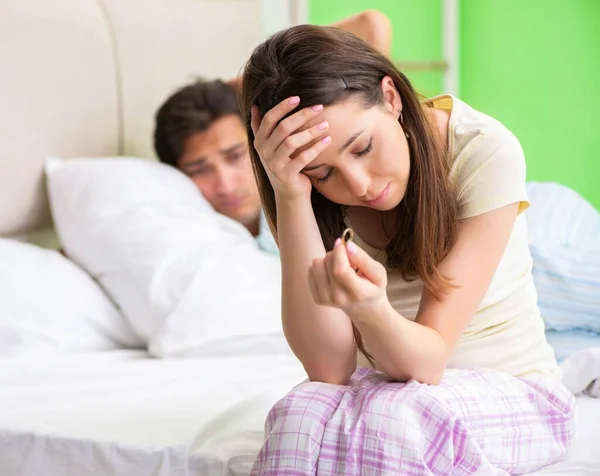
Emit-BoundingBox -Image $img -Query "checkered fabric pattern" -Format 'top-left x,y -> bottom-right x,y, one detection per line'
250,368 -> 575,475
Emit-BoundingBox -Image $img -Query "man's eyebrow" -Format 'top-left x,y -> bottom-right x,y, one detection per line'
219,142 -> 246,155
338,129 -> 364,153
180,142 -> 246,169
180,157 -> 207,169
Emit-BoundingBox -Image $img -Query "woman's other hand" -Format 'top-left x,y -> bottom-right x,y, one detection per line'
309,238 -> 389,321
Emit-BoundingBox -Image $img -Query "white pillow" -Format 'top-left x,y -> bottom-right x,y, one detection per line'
46,157 -> 285,357
526,182 -> 600,247
0,238 -> 140,355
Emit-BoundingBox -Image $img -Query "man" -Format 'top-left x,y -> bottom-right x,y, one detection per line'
153,10 -> 392,255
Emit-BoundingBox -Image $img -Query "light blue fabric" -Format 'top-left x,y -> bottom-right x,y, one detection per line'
526,182 -> 600,248
531,243 -> 600,333
256,209 -> 279,256
545,329 -> 600,363
525,182 -> 600,334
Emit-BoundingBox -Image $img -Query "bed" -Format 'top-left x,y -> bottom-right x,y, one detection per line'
0,351 -> 306,475
0,1 -> 599,475
0,350 -> 598,476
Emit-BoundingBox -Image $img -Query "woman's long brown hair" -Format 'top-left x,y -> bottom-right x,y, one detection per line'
240,25 -> 458,366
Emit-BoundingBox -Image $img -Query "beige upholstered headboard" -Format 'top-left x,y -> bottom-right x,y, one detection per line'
0,0 -> 262,248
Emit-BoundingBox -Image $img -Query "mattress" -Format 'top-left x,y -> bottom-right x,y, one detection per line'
0,350 -> 598,476
0,350 -> 307,476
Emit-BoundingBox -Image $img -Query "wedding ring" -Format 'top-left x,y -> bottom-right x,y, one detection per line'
342,228 -> 354,245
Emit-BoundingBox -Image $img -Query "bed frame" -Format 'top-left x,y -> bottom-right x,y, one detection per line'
0,0 -> 263,248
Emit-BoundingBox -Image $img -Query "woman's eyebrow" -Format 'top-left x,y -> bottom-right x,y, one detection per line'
338,129 -> 364,153
303,163 -> 325,172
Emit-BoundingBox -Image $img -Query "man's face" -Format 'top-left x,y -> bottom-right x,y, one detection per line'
177,114 -> 262,230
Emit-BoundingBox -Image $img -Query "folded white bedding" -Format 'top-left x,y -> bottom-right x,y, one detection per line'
561,346 -> 600,397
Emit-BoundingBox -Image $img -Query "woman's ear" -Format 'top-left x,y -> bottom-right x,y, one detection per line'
380,76 -> 402,116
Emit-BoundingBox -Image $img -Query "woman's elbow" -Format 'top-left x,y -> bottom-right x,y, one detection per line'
415,369 -> 445,386
384,363 -> 446,386
307,372 -> 350,386
304,361 -> 355,386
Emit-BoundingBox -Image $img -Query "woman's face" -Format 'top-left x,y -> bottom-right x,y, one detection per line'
298,77 -> 409,211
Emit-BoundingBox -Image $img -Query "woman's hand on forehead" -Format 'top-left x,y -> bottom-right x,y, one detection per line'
250,96 -> 332,201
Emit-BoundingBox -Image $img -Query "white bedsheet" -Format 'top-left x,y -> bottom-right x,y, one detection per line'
0,350 -> 598,476
0,350 -> 306,476
529,397 -> 600,475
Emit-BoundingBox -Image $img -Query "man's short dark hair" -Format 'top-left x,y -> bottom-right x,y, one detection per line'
153,79 -> 240,167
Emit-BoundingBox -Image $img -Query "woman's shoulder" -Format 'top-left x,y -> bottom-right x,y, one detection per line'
436,96 -> 529,219
439,96 -> 522,171
427,94 -> 517,145
443,96 -> 519,152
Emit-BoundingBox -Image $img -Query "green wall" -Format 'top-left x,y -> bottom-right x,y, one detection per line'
310,0 -> 600,209
461,0 -> 600,210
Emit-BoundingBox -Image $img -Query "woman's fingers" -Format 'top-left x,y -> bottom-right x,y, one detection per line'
311,257 -> 331,305
267,103 -> 325,152
325,239 -> 356,295
274,120 -> 329,160
308,267 -> 321,305
250,105 -> 261,136
268,119 -> 331,177
254,99 -> 326,160
251,96 -> 330,200
285,135 -> 332,176
254,96 -> 301,144
345,241 -> 387,287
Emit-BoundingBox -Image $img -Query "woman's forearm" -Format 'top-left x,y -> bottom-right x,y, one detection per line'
349,300 -> 447,384
276,196 -> 357,384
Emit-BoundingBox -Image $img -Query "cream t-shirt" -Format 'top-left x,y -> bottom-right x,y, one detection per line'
353,95 -> 560,380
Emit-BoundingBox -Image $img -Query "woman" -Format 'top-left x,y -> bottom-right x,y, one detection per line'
241,24 -> 575,475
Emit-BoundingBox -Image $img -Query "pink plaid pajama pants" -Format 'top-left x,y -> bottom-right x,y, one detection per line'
250,368 -> 575,475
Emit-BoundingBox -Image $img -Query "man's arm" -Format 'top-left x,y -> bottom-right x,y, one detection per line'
228,10 -> 392,95
332,10 -> 392,57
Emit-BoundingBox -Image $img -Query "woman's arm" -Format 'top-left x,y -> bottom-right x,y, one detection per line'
350,203 -> 520,384
311,202 -> 520,384
277,197 -> 357,385
250,100 -> 357,385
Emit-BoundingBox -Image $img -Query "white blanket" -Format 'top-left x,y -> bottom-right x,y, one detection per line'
560,347 -> 600,397
0,350 -> 306,476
